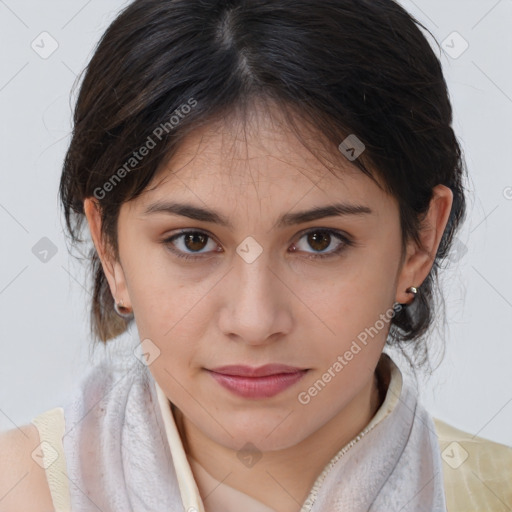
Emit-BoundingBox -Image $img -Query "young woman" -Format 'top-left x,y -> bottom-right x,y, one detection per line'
1,0 -> 511,511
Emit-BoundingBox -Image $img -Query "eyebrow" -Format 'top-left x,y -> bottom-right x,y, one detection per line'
142,200 -> 373,229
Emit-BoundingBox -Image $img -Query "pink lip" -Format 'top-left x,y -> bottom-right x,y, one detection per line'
207,364 -> 309,399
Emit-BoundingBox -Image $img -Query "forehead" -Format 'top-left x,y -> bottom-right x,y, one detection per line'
128,104 -> 390,216
147,108 -> 371,195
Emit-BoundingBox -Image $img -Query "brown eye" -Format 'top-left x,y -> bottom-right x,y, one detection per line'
183,232 -> 208,252
307,231 -> 331,252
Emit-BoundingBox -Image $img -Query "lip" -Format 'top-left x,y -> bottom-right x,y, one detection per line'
207,364 -> 309,399
210,364 -> 306,377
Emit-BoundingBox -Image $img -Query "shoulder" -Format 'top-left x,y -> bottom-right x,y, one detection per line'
0,422 -> 54,512
433,417 -> 512,511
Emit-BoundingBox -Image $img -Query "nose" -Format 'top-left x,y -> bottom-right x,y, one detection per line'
218,250 -> 293,346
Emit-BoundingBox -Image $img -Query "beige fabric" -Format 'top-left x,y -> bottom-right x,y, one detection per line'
434,417 -> 512,512
31,407 -> 71,512
31,366 -> 512,512
154,382 -> 206,512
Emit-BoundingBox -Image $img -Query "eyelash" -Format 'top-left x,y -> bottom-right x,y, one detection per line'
161,228 -> 354,262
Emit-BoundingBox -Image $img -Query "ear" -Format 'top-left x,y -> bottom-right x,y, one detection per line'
83,197 -> 131,309
395,184 -> 453,304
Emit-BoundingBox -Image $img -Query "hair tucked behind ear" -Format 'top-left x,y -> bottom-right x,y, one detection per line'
59,0 -> 466,366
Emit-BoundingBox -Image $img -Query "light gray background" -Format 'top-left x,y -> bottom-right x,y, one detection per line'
0,0 -> 511,446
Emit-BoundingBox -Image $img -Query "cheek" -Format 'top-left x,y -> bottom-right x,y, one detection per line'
303,255 -> 397,334
120,241 -> 191,328
295,244 -> 399,373
294,276 -> 392,417
121,254 -> 209,364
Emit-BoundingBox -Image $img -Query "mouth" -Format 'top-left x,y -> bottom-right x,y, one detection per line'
206,364 -> 309,399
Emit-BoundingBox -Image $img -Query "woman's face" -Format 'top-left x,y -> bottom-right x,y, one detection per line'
96,107 -> 414,452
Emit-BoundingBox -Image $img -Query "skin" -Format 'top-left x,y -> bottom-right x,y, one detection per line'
84,103 -> 453,512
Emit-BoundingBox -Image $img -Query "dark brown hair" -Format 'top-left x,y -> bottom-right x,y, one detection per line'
59,0 -> 467,365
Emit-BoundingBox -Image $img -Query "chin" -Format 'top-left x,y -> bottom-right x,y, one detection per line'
207,415 -> 311,453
